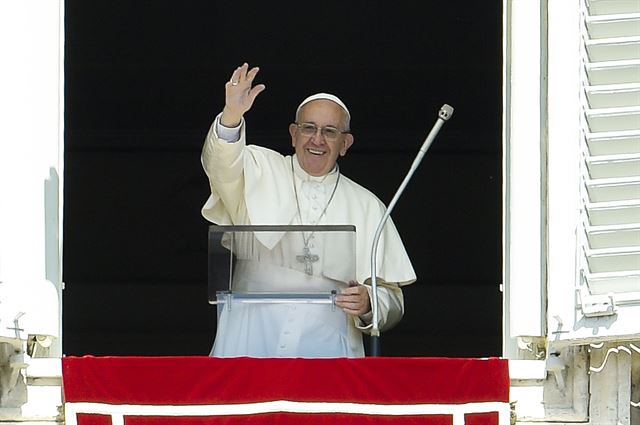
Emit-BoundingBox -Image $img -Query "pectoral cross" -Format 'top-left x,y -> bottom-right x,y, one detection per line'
296,246 -> 319,275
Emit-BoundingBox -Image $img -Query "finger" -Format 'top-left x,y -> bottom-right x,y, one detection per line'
335,293 -> 360,302
339,287 -> 355,295
229,65 -> 242,84
238,62 -> 249,83
338,301 -> 368,315
335,297 -> 365,310
342,307 -> 365,316
249,84 -> 266,98
335,294 -> 354,303
340,286 -> 365,296
336,296 -> 364,309
246,66 -> 260,82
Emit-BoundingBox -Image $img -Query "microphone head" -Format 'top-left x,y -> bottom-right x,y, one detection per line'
439,104 -> 454,121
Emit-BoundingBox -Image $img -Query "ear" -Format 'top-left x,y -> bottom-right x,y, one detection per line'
289,123 -> 298,147
340,133 -> 354,156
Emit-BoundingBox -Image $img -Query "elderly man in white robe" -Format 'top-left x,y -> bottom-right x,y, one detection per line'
202,63 -> 416,358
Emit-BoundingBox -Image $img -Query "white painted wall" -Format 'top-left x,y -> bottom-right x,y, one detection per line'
0,0 -> 64,356
502,0 -> 546,359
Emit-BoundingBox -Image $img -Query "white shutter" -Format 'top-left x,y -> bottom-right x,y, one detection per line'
550,0 -> 640,346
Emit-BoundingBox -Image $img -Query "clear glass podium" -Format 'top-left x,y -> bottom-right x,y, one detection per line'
207,224 -> 357,357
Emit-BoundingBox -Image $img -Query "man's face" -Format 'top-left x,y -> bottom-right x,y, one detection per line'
289,100 -> 354,177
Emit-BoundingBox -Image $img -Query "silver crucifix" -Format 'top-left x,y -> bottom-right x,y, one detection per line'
296,246 -> 319,275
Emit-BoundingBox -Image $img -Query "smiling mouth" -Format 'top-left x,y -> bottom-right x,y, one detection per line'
307,148 -> 326,156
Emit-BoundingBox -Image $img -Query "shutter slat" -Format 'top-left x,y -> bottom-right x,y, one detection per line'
586,0 -> 640,16
585,36 -> 640,62
586,224 -> 640,248
586,156 -> 640,178
586,201 -> 640,226
586,271 -> 640,295
586,134 -> 640,155
586,14 -> 640,39
586,84 -> 640,108
586,179 -> 640,202
585,108 -> 640,132
586,60 -> 640,85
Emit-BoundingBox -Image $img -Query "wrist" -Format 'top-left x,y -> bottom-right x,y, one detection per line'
220,107 -> 242,127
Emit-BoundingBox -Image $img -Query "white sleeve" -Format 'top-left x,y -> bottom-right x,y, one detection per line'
200,114 -> 248,225
216,116 -> 241,143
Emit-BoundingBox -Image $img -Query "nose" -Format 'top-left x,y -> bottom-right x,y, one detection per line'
309,128 -> 326,145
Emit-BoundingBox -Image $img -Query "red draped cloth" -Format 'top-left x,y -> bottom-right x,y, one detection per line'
62,356 -> 509,425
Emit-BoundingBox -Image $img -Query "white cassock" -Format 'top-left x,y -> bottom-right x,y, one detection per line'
201,115 -> 416,358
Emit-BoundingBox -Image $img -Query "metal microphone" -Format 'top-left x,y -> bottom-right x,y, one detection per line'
369,104 -> 454,356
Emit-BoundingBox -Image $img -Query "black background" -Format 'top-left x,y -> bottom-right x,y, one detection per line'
63,1 -> 503,357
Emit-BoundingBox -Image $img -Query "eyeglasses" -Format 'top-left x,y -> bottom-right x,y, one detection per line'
295,122 -> 349,140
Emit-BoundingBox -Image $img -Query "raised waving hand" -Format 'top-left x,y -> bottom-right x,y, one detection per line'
220,63 -> 266,127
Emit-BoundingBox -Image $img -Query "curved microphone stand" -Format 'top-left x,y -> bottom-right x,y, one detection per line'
369,104 -> 454,356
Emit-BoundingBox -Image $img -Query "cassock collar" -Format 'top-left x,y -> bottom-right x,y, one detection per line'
291,154 -> 339,185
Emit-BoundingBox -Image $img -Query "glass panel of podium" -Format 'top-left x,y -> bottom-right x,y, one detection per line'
207,225 -> 357,357
208,224 -> 356,319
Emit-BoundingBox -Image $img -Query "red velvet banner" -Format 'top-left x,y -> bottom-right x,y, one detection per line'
63,356 -> 509,425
